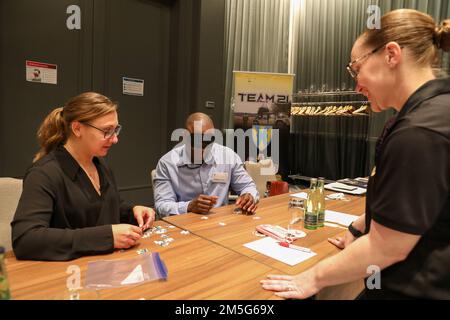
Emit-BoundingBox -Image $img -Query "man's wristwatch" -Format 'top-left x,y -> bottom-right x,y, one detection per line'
348,222 -> 364,238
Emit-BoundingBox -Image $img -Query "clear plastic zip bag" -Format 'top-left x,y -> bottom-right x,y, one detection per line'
85,253 -> 168,289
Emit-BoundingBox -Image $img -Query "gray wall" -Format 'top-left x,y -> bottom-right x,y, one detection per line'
0,0 -> 93,178
197,0 -> 226,127
0,0 -> 227,206
166,0 -> 225,142
91,0 -> 171,206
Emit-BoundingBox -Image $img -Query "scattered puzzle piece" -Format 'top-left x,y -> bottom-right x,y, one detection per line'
136,248 -> 149,255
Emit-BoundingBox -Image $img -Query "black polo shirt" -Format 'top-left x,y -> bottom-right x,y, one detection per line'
364,77 -> 450,299
11,145 -> 136,261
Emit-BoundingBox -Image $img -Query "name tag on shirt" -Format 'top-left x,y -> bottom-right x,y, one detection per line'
212,172 -> 228,183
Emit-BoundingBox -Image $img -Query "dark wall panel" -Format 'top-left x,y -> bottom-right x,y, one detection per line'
166,0 -> 226,146
92,0 -> 170,205
0,0 -> 93,176
0,0 -> 225,207
197,0 -> 225,127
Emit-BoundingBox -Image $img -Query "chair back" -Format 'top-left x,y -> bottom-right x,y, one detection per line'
0,178 -> 23,251
267,181 -> 289,197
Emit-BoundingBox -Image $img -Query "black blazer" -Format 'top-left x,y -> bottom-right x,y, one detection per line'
11,145 -> 136,261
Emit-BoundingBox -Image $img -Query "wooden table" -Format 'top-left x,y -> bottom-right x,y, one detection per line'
5,193 -> 366,300
5,222 -> 280,300
163,192 -> 366,299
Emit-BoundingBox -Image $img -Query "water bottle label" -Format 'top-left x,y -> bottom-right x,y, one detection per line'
304,213 -> 318,229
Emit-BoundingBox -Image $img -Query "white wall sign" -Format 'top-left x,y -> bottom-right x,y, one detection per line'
26,60 -> 57,85
123,77 -> 144,96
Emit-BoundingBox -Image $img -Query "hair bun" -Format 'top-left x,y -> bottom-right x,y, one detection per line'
436,20 -> 450,52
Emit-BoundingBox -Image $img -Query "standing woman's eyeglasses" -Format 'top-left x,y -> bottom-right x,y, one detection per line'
81,122 -> 122,139
346,44 -> 386,79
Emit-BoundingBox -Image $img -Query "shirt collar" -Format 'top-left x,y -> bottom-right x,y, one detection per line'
54,145 -> 101,180
177,143 -> 217,167
397,77 -> 450,120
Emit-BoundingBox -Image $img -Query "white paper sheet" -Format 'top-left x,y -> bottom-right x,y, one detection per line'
244,237 -> 316,266
325,210 -> 359,227
290,192 -> 308,200
324,182 -> 366,195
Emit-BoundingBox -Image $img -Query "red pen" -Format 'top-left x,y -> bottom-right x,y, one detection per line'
278,241 -> 312,253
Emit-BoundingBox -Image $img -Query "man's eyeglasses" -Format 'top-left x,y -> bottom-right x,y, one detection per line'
82,122 -> 122,139
346,44 -> 385,79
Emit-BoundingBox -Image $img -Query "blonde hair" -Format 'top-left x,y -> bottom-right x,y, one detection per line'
362,9 -> 450,68
34,92 -> 117,162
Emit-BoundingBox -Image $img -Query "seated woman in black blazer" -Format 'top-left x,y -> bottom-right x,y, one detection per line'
11,92 -> 155,261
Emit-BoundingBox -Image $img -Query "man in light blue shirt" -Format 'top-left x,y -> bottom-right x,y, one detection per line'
154,113 -> 259,217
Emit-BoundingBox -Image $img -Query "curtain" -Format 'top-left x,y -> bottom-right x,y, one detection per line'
223,0 -> 450,176
290,115 -> 370,180
224,0 -> 450,126
288,0 -> 449,93
223,0 -> 291,129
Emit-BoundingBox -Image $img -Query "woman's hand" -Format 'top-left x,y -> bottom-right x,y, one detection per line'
328,230 -> 356,249
112,224 -> 143,249
133,205 -> 155,231
260,269 -> 321,299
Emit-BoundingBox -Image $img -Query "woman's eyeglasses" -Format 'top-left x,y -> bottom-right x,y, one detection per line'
82,122 -> 122,139
346,44 -> 385,79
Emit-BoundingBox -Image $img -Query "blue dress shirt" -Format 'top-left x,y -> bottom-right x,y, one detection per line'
154,143 -> 259,216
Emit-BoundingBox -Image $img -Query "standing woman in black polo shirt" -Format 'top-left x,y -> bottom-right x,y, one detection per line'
261,9 -> 450,299
11,92 -> 155,261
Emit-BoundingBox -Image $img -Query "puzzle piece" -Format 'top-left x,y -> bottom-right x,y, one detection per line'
136,248 -> 149,255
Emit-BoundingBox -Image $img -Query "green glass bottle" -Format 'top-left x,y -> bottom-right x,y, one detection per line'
0,247 -> 11,300
304,178 -> 318,230
317,177 -> 326,227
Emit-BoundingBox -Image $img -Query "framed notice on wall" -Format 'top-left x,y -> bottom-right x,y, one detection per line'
25,60 -> 57,85
123,77 -> 144,96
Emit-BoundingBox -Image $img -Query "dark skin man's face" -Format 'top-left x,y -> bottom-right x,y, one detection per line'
187,122 -> 214,163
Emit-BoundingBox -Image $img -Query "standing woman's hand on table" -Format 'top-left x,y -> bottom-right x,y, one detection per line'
328,215 -> 365,249
328,231 -> 356,249
260,269 -> 321,299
